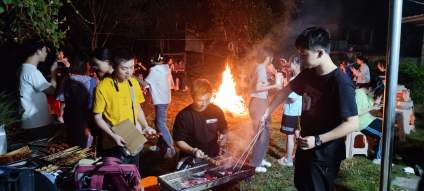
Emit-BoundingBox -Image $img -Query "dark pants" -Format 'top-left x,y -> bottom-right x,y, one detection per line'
294,150 -> 341,191
361,119 -> 383,159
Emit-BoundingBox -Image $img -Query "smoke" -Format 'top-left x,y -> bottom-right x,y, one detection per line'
225,0 -> 345,165
221,118 -> 256,167
240,0 -> 344,71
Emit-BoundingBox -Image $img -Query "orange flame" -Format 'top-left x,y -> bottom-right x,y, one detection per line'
212,64 -> 247,116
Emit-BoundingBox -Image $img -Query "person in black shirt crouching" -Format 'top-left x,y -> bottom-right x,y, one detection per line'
173,78 -> 228,170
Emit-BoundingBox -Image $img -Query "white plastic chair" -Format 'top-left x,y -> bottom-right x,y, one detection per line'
345,131 -> 369,158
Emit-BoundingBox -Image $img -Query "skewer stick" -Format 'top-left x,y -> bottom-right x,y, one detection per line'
232,122 -> 266,171
234,124 -> 266,171
232,127 -> 260,170
231,124 -> 263,170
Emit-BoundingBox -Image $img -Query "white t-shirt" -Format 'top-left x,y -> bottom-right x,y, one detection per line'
357,64 -> 370,84
284,92 -> 302,116
19,64 -> 52,129
250,63 -> 269,99
145,64 -> 172,105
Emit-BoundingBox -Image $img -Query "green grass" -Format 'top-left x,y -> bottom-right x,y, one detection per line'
239,104 -> 424,191
150,92 -> 423,190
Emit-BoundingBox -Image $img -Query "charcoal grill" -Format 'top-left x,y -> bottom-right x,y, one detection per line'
158,160 -> 254,191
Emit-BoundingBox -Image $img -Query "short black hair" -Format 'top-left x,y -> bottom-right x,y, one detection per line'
153,52 -> 164,63
69,54 -> 89,75
92,48 -> 111,62
21,39 -> 46,59
356,54 -> 368,63
295,27 -> 331,53
112,48 -> 134,68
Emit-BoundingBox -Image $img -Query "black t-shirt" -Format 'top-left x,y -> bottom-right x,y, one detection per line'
173,104 -> 228,158
290,68 -> 357,162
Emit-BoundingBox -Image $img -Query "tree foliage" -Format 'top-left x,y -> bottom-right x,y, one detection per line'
0,0 -> 65,48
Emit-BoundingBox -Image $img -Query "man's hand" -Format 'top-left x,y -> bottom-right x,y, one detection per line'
298,136 -> 315,150
143,127 -> 157,135
260,109 -> 270,126
192,148 -> 206,159
112,134 -> 127,147
372,105 -> 382,111
218,134 -> 227,147
59,58 -> 71,68
294,129 -> 301,139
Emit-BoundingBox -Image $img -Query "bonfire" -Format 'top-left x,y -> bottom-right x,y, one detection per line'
211,64 -> 247,116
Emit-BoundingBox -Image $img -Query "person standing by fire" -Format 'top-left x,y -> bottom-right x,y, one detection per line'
278,59 -> 302,167
262,27 -> 358,190
173,79 -> 228,170
249,48 -> 282,173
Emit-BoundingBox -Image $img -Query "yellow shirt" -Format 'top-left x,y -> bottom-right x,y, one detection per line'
93,77 -> 145,126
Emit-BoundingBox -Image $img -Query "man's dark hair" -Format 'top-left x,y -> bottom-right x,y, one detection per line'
92,48 -> 111,62
69,54 -> 89,75
153,52 -> 164,63
21,39 -> 46,60
112,48 -> 134,68
295,27 -> 331,53
356,54 -> 368,63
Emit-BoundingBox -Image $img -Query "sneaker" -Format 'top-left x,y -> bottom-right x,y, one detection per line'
372,159 -> 381,165
164,147 -> 176,159
261,160 -> 272,168
255,166 -> 267,173
278,157 -> 293,167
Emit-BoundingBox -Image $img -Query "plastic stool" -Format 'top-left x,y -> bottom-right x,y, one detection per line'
345,131 -> 368,158
139,176 -> 159,191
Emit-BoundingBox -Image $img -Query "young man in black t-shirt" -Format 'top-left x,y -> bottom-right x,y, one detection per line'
173,79 -> 228,163
263,27 -> 359,191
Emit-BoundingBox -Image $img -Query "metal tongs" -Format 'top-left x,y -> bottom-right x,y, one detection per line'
231,121 -> 267,172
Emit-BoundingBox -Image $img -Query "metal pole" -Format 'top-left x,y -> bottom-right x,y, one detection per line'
380,0 -> 403,190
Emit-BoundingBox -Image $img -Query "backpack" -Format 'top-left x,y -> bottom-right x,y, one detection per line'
73,157 -> 141,191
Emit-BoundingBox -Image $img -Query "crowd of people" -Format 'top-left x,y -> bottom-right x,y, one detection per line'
17,26 -> 388,190
17,39 -> 225,171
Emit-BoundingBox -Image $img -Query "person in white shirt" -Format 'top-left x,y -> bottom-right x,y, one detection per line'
278,60 -> 302,167
144,53 -> 176,158
249,48 -> 282,173
18,39 -> 58,140
351,55 -> 370,87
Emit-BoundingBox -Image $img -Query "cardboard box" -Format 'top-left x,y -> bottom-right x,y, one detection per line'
111,119 -> 147,156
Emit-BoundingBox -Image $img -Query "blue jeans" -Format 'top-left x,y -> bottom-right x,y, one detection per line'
155,104 -> 174,148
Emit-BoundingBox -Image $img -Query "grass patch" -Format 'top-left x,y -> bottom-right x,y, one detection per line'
142,93 -> 422,190
238,106 -> 422,191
